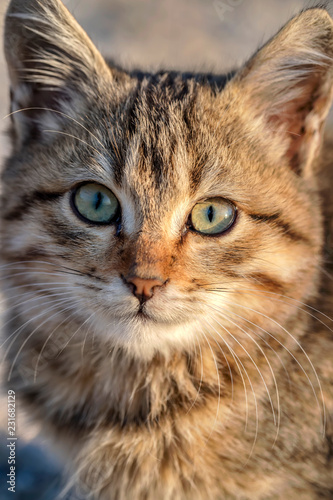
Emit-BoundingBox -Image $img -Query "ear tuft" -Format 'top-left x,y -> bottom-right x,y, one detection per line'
4,0 -> 112,148
234,8 -> 333,177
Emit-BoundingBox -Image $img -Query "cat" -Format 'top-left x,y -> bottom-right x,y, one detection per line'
1,0 -> 333,499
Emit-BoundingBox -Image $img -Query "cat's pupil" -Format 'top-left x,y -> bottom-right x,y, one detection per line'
207,205 -> 214,223
94,192 -> 103,210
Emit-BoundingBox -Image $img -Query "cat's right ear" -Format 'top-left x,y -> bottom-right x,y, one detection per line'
228,8 -> 333,180
4,0 -> 123,149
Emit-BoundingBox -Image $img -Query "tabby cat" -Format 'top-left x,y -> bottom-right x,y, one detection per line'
1,0 -> 333,499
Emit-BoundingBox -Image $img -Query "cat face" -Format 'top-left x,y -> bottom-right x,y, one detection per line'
1,0 -> 333,360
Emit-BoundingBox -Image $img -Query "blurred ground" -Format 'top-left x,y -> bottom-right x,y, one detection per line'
0,0 -> 331,498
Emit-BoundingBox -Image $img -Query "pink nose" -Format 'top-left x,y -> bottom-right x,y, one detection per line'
125,276 -> 165,302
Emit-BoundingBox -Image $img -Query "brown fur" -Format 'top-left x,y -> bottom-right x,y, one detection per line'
1,1 -> 333,499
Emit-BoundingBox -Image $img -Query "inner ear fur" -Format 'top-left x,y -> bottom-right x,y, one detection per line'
4,0 -> 119,147
231,8 -> 333,177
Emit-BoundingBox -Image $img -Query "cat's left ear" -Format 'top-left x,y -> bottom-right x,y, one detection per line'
4,0 -> 121,148
230,8 -> 333,178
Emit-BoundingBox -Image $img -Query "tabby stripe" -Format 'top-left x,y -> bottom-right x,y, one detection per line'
249,212 -> 310,244
217,269 -> 285,293
3,190 -> 65,221
46,220 -> 88,247
246,272 -> 285,293
33,190 -> 65,202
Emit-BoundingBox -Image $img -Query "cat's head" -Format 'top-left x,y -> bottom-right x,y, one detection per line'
1,0 -> 333,360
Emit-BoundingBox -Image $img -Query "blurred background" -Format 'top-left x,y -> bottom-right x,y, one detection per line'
0,0 -> 331,498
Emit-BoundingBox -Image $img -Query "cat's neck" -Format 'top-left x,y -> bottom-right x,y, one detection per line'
17,304 -> 310,436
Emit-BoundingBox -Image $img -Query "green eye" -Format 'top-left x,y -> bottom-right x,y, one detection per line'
190,198 -> 236,235
72,183 -> 119,224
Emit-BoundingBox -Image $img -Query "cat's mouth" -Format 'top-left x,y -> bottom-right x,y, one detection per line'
134,302 -> 168,323
130,302 -> 173,325
135,304 -> 151,321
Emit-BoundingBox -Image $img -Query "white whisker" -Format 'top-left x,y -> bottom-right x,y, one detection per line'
204,317 -> 259,465
34,304 -> 84,381
6,296 -> 81,381
209,295 -> 326,436
207,303 -> 277,428
3,107 -> 108,153
198,327 -> 221,447
203,318 -> 249,431
207,304 -> 281,445
185,332 -> 204,415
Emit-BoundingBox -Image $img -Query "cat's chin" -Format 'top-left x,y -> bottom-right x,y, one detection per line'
90,311 -> 201,360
